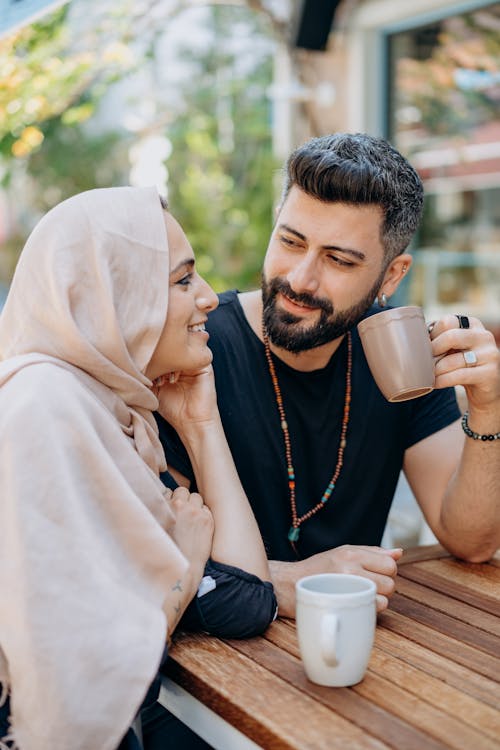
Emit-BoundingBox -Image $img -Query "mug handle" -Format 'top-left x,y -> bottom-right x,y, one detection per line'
321,613 -> 339,666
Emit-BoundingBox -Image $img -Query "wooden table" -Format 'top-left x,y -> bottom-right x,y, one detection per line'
159,545 -> 500,749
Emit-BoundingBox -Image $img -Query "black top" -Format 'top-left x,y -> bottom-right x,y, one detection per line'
157,291 -> 460,562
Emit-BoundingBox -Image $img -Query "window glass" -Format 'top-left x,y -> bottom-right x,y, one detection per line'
388,4 -> 500,340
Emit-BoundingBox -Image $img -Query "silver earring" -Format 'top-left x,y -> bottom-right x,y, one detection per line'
379,293 -> 388,308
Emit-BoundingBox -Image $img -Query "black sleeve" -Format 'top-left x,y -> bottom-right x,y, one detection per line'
155,414 -> 196,488
405,386 -> 461,449
0,692 -> 10,743
180,559 -> 278,639
153,470 -> 277,638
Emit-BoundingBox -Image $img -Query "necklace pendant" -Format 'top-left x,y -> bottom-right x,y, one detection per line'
288,526 -> 300,542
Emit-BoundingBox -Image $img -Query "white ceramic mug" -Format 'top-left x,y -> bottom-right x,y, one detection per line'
295,573 -> 376,687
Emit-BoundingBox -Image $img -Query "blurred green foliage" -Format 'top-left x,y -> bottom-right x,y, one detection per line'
0,4 -> 136,164
165,5 -> 278,291
0,1 -> 278,292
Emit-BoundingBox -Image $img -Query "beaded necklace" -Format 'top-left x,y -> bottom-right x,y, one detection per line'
263,327 -> 352,549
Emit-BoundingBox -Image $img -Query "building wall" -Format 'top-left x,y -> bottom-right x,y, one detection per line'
284,0 -> 500,339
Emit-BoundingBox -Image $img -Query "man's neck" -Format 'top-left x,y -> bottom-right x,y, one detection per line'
238,290 -> 345,372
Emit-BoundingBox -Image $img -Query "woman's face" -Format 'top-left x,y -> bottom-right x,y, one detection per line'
146,211 -> 218,381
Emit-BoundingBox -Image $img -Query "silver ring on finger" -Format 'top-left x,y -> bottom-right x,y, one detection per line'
463,350 -> 478,367
456,314 -> 470,329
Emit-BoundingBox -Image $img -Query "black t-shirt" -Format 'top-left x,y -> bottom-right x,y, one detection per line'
157,291 -> 460,562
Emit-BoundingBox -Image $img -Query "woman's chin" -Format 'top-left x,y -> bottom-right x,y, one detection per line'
183,348 -> 213,372
199,346 -> 213,367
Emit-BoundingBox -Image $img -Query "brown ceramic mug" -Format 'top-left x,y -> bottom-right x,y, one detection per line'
357,306 -> 435,402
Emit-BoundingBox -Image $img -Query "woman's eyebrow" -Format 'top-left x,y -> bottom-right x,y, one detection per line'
170,258 -> 195,276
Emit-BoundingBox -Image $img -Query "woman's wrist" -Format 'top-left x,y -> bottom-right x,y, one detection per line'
176,416 -> 224,445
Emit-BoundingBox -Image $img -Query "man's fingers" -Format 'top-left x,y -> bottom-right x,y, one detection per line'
388,547 -> 404,560
376,594 -> 389,613
366,571 -> 397,598
352,545 -> 403,559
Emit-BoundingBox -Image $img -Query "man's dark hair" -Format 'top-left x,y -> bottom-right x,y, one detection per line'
281,133 -> 424,261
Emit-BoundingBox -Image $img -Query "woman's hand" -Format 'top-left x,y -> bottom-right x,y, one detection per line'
165,486 -> 214,595
154,365 -> 219,432
161,486 -> 214,640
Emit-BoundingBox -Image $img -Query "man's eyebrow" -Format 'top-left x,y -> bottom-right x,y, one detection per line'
170,258 -> 195,276
278,223 -> 366,261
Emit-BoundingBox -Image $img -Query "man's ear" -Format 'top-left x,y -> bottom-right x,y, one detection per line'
378,253 -> 412,300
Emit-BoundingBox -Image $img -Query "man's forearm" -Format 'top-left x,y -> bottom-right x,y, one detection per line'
425,317 -> 500,561
440,410 -> 500,561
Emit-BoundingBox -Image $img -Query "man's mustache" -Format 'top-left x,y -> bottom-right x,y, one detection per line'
268,278 -> 333,315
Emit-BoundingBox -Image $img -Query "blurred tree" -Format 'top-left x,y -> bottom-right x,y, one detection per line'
0,3 -> 137,166
164,4 -> 278,291
0,0 -> 285,289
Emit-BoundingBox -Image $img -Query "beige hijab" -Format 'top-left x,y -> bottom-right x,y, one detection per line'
0,187 -> 188,750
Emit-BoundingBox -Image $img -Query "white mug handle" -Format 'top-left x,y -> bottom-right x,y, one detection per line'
321,613 -> 339,666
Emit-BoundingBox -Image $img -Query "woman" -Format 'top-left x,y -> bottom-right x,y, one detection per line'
0,186 -> 276,750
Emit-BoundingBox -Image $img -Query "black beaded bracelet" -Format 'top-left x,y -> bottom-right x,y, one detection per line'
461,412 -> 500,441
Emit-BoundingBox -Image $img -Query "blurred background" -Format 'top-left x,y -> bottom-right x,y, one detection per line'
1,0 -> 499,545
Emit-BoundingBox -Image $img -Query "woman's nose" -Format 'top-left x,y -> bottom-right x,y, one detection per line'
197,277 -> 219,312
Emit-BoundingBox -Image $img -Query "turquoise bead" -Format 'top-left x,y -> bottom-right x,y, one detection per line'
288,526 -> 300,542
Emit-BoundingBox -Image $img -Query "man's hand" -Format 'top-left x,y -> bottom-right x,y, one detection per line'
270,545 -> 403,617
430,314 -> 500,416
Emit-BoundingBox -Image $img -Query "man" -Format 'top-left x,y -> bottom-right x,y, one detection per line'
158,132 -> 500,617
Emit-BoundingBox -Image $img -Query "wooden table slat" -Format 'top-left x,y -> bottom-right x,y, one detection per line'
353,669 -> 499,750
366,648 -> 500,741
389,591 -> 500,656
417,559 -> 500,597
374,627 -> 500,709
399,545 -> 451,565
377,608 -> 499,680
398,564 -> 500,617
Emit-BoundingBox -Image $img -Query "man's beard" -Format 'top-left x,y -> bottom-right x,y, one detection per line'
261,274 -> 383,353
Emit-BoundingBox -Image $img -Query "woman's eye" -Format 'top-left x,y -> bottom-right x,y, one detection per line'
177,274 -> 193,287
